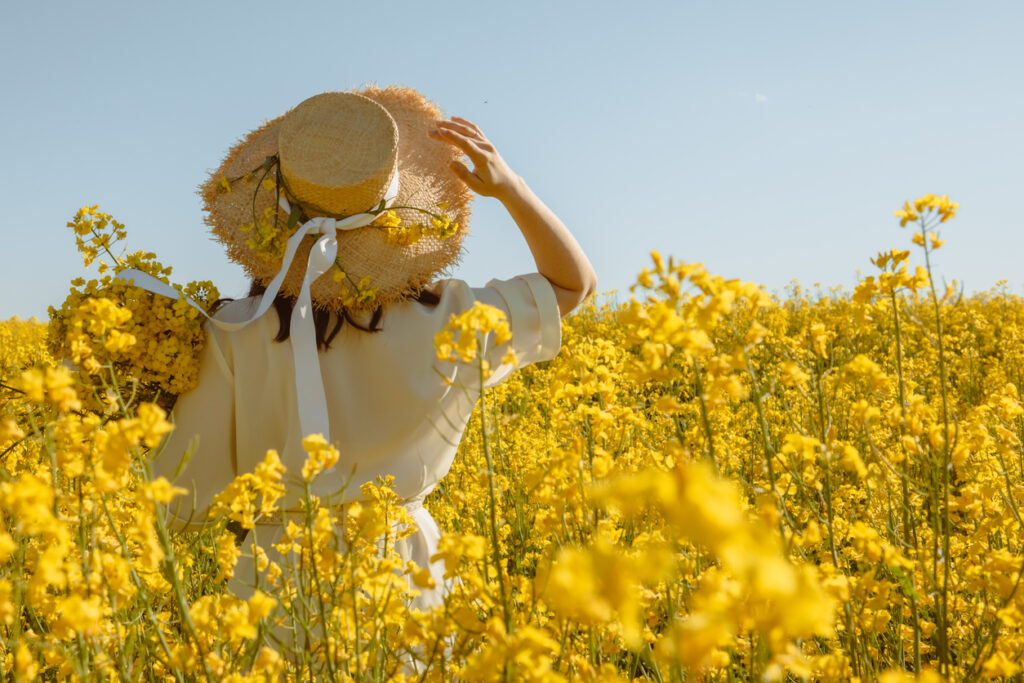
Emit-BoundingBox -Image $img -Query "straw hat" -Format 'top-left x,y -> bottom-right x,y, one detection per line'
200,86 -> 473,311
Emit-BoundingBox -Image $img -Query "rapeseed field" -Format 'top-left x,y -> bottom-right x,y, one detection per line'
1,195 -> 1020,681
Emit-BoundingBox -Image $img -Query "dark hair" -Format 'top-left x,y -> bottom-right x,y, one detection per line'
210,279 -> 441,351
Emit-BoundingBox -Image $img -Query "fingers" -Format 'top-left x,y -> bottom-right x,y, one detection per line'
427,126 -> 484,163
436,118 -> 480,139
450,116 -> 483,136
448,160 -> 484,193
436,118 -> 483,141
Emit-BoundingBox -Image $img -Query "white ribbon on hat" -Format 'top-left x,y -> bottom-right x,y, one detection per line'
117,173 -> 400,456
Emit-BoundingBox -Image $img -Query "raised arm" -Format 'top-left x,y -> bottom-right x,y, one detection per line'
428,117 -> 597,318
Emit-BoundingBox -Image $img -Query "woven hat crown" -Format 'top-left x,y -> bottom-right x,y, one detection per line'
279,92 -> 399,217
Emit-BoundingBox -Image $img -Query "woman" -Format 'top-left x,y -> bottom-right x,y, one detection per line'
149,86 -> 596,617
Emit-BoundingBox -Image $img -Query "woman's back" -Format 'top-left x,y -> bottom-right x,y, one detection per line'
157,273 -> 560,522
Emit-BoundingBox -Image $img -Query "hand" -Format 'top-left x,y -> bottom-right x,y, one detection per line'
427,117 -> 521,201
431,117 -> 596,317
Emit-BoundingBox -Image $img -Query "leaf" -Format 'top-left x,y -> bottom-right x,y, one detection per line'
889,566 -> 921,600
288,205 -> 303,231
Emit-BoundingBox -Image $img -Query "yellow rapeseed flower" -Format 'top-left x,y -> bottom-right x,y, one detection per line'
434,302 -> 512,364
301,433 -> 340,481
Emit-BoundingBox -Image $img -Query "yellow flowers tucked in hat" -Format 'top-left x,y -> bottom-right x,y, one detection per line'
377,212 -> 459,247
334,271 -> 379,308
374,205 -> 459,248
240,205 -> 290,261
372,209 -> 402,228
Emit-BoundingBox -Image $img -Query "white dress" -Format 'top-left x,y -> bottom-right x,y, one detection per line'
151,273 -> 561,611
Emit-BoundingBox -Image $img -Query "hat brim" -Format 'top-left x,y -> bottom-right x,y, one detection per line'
200,85 -> 474,311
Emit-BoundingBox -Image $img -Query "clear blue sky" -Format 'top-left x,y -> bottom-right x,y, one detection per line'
3,0 -> 1022,319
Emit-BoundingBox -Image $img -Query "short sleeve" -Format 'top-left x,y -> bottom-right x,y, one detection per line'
149,324 -> 237,532
470,272 -> 562,389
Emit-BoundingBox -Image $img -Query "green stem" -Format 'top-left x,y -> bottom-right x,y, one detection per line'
477,341 -> 511,633
302,482 -> 339,682
691,358 -> 718,473
919,216 -> 952,676
813,362 -> 860,677
888,288 -> 921,672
